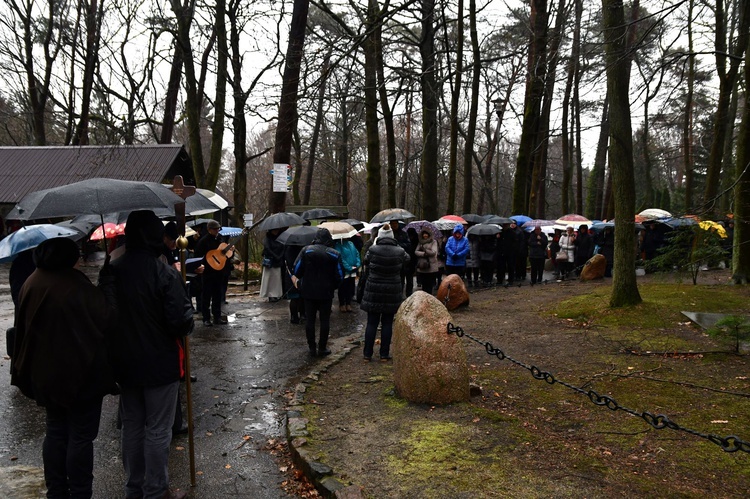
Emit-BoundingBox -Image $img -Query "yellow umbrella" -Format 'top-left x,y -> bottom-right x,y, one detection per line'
698,221 -> 727,238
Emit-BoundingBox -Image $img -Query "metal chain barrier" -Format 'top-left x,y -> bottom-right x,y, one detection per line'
447,322 -> 750,454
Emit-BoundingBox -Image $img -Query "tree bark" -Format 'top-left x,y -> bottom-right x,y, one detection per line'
602,0 -> 641,306
270,0 -> 310,213
364,0 -> 382,219
446,0 -> 463,215
375,0 -> 398,208
461,0 -> 480,214
303,53 -> 331,205
71,0 -> 103,145
420,0 -> 439,220
512,0 -> 547,215
683,0 -> 695,212
204,0 -> 227,190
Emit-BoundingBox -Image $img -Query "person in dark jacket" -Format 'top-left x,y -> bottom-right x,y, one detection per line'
513,222 -> 528,281
444,224 -> 469,278
574,224 -> 594,276
496,223 -> 516,286
109,210 -> 194,499
260,228 -> 285,302
195,220 -> 229,326
478,235 -> 496,286
361,226 -> 409,361
12,237 -> 117,499
292,228 -> 344,357
391,220 -> 415,297
283,243 -> 306,324
527,225 -> 549,285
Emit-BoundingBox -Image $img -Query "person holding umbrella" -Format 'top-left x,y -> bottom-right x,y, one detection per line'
527,224 -> 549,285
108,210 -> 194,499
12,237 -> 118,499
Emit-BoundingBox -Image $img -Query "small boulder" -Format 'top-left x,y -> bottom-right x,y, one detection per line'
393,291 -> 470,405
436,274 -> 470,310
580,254 -> 606,280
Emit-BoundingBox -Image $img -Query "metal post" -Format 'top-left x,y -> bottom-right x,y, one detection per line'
177,235 -> 196,486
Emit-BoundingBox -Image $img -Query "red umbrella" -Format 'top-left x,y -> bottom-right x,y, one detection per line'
90,222 -> 126,240
439,215 -> 467,224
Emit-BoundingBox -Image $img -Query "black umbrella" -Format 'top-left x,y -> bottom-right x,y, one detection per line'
370,208 -> 416,223
466,223 -> 502,236
484,215 -> 513,225
256,212 -> 306,232
339,218 -> 365,231
7,178 -> 185,221
277,225 -> 319,246
301,208 -> 338,220
460,213 -> 486,224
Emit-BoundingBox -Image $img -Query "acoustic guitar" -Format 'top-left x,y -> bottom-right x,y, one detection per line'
206,243 -> 235,271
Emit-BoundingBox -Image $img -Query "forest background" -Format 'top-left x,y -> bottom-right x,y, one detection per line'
1,0 -> 750,294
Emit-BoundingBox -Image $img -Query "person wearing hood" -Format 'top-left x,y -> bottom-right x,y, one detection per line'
361,225 -> 409,360
109,210 -> 194,499
444,223 -> 470,278
12,237 -> 118,499
292,228 -> 344,357
335,236 -> 361,312
414,228 -> 439,294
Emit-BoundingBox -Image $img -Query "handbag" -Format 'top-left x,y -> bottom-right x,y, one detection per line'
417,257 -> 430,270
555,251 -> 568,262
356,268 -> 368,303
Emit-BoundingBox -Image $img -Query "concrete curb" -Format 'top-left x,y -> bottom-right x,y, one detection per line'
285,333 -> 366,499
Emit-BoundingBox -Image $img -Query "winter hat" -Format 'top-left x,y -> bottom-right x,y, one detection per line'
126,210 -> 165,255
207,220 -> 221,230
376,227 -> 394,243
33,237 -> 80,270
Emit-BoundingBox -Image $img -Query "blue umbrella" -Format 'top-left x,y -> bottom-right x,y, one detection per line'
510,215 -> 533,225
219,226 -> 244,237
0,224 -> 80,263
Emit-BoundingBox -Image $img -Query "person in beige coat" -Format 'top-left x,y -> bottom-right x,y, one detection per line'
414,228 -> 440,295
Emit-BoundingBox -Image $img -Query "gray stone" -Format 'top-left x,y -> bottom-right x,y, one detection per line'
309,461 -> 333,477
0,465 -> 46,498
393,292 -> 470,404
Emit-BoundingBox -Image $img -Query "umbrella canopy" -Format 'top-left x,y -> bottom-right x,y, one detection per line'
405,220 -> 443,241
256,212 -> 306,232
301,208 -> 338,220
276,225 -> 319,246
187,218 -> 215,227
466,223 -> 502,236
159,186 -> 224,216
433,219 -> 462,231
339,218 -> 365,231
510,215 -> 533,225
219,226 -> 244,237
90,222 -> 126,241
460,213 -> 486,224
659,217 -> 698,229
638,208 -> 672,220
370,208 -> 416,223
484,215 -> 513,225
699,220 -> 728,238
555,214 -> 591,229
318,221 -> 358,240
196,188 -> 229,210
0,224 -> 80,263
439,215 -> 467,224
522,219 -> 558,232
7,178 -> 185,221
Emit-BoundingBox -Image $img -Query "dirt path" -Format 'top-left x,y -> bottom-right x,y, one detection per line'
297,271 -> 750,498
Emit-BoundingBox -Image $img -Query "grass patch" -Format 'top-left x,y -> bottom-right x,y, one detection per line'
553,283 -> 750,329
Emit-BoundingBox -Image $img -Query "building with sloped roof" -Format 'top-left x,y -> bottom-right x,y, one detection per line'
0,145 -> 195,219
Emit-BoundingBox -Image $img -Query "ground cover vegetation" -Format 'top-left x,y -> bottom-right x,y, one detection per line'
301,272 -> 750,497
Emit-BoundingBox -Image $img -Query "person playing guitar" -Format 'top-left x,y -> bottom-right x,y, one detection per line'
195,220 -> 232,326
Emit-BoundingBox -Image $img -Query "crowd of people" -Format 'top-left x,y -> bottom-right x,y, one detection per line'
6,211 -> 247,499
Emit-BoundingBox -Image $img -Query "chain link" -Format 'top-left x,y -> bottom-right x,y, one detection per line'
447,322 -> 750,454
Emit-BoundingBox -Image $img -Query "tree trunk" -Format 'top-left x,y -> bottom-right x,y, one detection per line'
512,0 -> 547,215
420,0 -> 439,220
364,0 -> 382,219
602,0 -> 641,306
731,24 -> 750,284
399,90 -> 412,208
704,0 -> 749,218
338,97 -> 350,207
204,0 -> 227,190
303,53 -> 331,205
461,0 -> 480,214
375,0 -> 398,208
586,97 -> 609,219
270,0 -> 309,213
160,43 -> 183,144
446,0 -> 463,215
229,0 -> 247,225
561,0 -> 579,216
71,0 -> 102,146
683,0 -> 695,211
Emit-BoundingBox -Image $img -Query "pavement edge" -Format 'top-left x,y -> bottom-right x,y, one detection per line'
285,333 -> 366,499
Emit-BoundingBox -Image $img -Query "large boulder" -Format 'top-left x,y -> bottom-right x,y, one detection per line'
393,291 -> 470,405
580,254 -> 606,280
436,274 -> 470,310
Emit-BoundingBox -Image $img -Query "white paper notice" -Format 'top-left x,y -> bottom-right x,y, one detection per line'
273,163 -> 289,192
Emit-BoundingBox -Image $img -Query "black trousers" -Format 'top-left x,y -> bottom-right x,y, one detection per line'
304,298 -> 333,350
44,398 -> 103,499
201,271 -> 223,322
529,257 -> 545,284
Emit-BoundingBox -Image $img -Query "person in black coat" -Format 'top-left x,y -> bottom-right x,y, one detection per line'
195,220 -> 229,326
527,225 -> 549,285
12,237 -> 117,499
360,227 -> 409,361
574,224 -> 594,275
109,210 -> 194,499
292,228 -> 344,357
495,224 -> 516,286
596,226 -> 615,277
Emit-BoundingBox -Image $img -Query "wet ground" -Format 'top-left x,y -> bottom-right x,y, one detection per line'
0,262 -> 363,498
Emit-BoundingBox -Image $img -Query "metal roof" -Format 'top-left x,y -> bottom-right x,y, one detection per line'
0,145 -> 195,205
